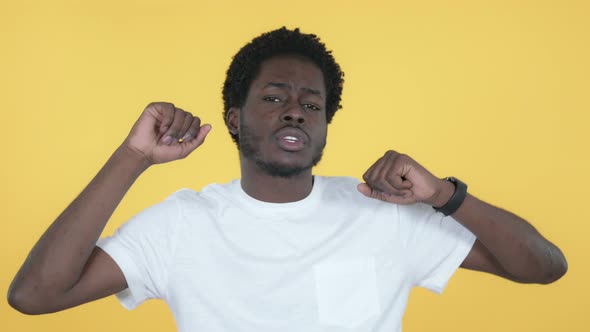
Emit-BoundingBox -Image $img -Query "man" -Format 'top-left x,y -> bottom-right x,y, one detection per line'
8,27 -> 567,331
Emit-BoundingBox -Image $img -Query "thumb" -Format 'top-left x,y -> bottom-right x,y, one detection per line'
179,124 -> 212,156
357,183 -> 390,202
357,183 -> 373,197
193,124 -> 212,146
357,182 -> 416,205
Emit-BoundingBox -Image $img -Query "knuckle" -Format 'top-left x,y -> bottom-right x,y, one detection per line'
151,101 -> 174,108
398,153 -> 411,162
162,103 -> 175,113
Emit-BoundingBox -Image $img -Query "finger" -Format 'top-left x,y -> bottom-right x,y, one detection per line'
363,151 -> 413,197
362,159 -> 378,182
376,151 -> 397,189
177,112 -> 195,142
192,124 -> 212,147
357,183 -> 373,197
179,124 -> 212,156
362,153 -> 386,187
385,153 -> 413,190
372,152 -> 406,195
161,108 -> 188,145
359,183 -> 390,200
152,102 -> 176,133
357,183 -> 415,204
180,116 -> 202,141
385,191 -> 417,205
396,176 -> 413,189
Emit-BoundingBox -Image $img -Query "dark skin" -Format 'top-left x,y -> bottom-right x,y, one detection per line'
8,55 -> 567,315
226,55 -> 327,203
358,151 -> 567,282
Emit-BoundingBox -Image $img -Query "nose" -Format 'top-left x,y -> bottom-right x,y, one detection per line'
281,102 -> 305,124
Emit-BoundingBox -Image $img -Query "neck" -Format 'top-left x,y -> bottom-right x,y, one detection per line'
240,159 -> 314,203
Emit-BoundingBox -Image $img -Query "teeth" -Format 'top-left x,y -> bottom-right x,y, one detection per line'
284,136 -> 299,142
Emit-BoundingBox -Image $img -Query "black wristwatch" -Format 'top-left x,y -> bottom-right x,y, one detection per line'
433,177 -> 468,216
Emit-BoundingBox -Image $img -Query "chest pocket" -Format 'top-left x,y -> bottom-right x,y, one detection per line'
313,257 -> 381,328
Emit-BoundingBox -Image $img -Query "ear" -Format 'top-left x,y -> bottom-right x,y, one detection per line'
225,107 -> 240,135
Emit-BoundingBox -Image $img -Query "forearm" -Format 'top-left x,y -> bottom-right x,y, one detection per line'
10,145 -> 150,295
452,192 -> 567,283
358,150 -> 567,283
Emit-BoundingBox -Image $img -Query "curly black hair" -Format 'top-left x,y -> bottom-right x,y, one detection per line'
222,27 -> 345,145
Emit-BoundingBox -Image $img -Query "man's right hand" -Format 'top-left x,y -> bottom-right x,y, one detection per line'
8,102 -> 212,314
123,102 -> 212,165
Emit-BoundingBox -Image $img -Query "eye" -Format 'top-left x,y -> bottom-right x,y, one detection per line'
263,96 -> 281,102
302,103 -> 321,111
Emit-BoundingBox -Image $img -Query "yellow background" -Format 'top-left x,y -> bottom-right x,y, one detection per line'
1,0 -> 588,331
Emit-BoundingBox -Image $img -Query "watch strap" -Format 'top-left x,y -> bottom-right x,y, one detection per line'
433,177 -> 468,216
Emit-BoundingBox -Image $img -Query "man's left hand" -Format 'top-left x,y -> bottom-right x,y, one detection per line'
357,150 -> 453,207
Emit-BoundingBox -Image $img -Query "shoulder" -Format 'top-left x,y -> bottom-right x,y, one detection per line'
315,176 -> 387,208
316,175 -> 361,189
166,188 -> 200,204
318,176 -> 445,221
168,180 -> 233,200
166,181 -> 239,215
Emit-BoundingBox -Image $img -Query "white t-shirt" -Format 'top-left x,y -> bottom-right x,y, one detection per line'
97,176 -> 476,332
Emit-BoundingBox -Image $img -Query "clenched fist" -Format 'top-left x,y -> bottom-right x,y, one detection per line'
357,150 -> 453,207
123,102 -> 211,165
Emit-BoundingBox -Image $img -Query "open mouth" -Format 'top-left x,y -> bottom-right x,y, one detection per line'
276,127 -> 307,152
283,136 -> 299,143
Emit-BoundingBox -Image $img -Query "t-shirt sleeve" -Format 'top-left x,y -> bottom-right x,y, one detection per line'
96,195 -> 181,310
398,203 -> 476,294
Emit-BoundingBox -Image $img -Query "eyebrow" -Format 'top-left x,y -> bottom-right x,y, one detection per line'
264,82 -> 323,98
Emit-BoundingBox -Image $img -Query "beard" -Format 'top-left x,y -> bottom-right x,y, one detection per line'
239,123 -> 326,178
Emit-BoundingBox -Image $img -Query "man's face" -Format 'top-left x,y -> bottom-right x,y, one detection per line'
230,55 -> 328,178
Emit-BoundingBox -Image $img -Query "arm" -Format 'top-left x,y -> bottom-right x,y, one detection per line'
357,150 -> 567,284
452,193 -> 567,284
7,102 -> 211,314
